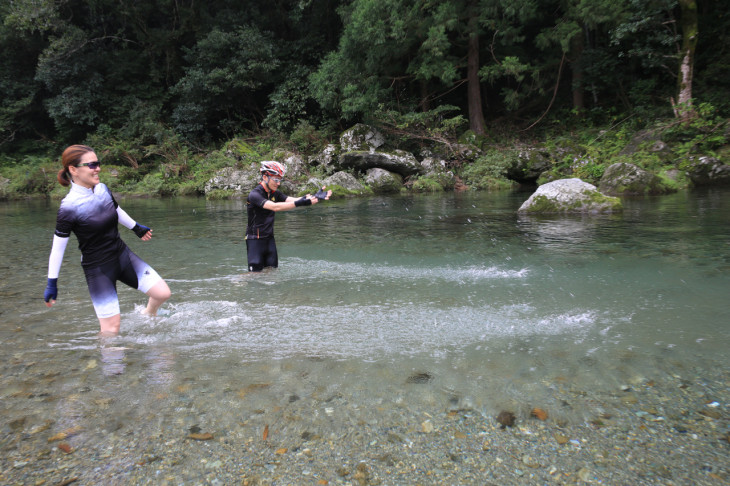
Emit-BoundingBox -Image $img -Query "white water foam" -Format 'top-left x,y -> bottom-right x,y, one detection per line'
113,298 -> 606,362
285,258 -> 530,283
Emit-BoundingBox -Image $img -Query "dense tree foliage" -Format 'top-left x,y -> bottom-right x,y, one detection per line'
0,0 -> 726,158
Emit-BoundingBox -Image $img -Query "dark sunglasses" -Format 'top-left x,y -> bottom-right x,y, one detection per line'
77,161 -> 101,170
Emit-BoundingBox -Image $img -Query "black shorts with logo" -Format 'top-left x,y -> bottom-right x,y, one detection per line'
246,237 -> 278,272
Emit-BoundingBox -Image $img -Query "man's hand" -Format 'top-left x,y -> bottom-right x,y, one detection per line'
314,187 -> 332,201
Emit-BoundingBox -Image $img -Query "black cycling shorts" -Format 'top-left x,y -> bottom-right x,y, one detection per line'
246,237 -> 278,272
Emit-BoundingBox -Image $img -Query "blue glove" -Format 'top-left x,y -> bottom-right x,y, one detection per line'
44,278 -> 58,303
133,223 -> 151,238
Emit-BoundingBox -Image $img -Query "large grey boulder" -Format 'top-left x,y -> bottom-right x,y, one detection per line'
272,150 -> 306,176
505,148 -> 551,183
599,163 -> 676,195
205,155 -> 309,196
365,168 -> 403,193
338,149 -> 421,176
309,144 -> 339,174
420,156 -> 456,187
204,167 -> 259,196
519,178 -> 622,213
685,156 -> 730,186
420,156 -> 449,175
619,129 -> 663,155
339,124 -> 385,152
324,171 -> 365,192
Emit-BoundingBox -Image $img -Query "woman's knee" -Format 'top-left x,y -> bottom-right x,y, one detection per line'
148,279 -> 171,301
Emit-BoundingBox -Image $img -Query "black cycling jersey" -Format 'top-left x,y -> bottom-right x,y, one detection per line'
54,182 -> 128,267
245,182 -> 288,239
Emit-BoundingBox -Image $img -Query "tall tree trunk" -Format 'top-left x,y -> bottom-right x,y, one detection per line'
419,80 -> 431,112
467,15 -> 486,135
674,0 -> 698,122
570,27 -> 585,115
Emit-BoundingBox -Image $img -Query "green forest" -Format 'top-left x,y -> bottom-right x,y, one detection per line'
0,0 -> 728,198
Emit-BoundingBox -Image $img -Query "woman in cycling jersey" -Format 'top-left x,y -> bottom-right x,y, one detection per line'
43,145 -> 171,336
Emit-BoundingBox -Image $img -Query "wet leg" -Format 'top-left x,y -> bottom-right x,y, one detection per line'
144,279 -> 171,316
99,314 -> 121,336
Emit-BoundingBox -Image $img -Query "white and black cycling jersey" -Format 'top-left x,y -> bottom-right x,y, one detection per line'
54,182 -> 128,267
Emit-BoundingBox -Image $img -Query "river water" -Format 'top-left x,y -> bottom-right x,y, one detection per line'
1,189 -> 728,481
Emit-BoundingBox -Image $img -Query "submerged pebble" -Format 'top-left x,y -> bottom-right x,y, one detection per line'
496,411 -> 516,428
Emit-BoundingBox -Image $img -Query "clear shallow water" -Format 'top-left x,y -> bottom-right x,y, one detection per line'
1,189 -> 729,422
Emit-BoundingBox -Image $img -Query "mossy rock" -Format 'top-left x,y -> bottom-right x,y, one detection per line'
205,189 -> 236,200
411,177 -> 445,193
519,178 -> 622,213
599,163 -> 677,195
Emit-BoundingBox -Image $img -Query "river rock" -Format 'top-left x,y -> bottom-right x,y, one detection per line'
339,124 -> 385,152
365,168 -> 403,193
518,178 -> 622,213
553,432 -> 569,444
599,163 -> 676,195
530,408 -> 548,421
272,150 -> 306,176
496,411 -> 516,428
324,171 -> 365,192
310,144 -> 339,173
304,177 -> 326,192
204,167 -> 258,196
406,372 -> 433,384
505,148 -> 551,184
420,156 -> 448,175
418,157 -> 456,189
684,156 -> 730,186
188,432 -> 214,441
205,157 -> 312,197
619,129 -> 672,159
577,467 -> 592,482
449,139 -> 484,161
619,130 -> 661,155
338,149 -> 422,177
698,408 -> 721,420
353,461 -> 372,485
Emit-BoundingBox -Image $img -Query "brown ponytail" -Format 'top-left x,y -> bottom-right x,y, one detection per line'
58,145 -> 94,187
57,168 -> 71,186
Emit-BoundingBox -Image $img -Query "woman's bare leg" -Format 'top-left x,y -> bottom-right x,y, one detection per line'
144,279 -> 171,316
99,314 -> 121,336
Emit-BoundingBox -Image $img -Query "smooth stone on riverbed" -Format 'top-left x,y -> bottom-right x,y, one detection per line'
496,411 -> 516,428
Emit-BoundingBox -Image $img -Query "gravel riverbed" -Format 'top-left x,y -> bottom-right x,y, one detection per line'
1,348 -> 727,486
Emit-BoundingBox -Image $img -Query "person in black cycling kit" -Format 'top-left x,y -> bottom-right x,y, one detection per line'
43,145 -> 171,336
245,161 -> 331,272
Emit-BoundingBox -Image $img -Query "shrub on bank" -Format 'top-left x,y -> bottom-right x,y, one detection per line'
459,150 -> 516,190
0,156 -> 57,198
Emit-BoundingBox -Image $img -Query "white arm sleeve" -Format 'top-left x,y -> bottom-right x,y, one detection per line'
116,206 -> 136,230
48,235 -> 69,279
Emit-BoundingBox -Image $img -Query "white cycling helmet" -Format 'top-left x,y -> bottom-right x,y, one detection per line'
260,161 -> 286,177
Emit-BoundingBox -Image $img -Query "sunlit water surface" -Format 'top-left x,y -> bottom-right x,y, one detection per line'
1,189 -> 728,423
